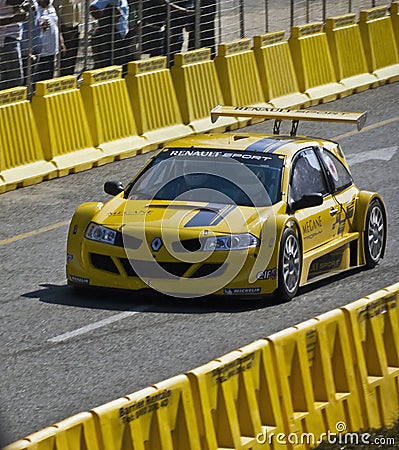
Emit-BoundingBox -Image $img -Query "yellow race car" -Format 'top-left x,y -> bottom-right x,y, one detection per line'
66,106 -> 386,301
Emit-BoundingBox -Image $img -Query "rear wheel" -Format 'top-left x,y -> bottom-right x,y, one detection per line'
364,199 -> 385,269
276,228 -> 302,301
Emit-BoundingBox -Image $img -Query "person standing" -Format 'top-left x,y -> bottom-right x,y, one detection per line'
188,0 -> 216,57
21,0 -> 41,84
199,0 -> 216,56
34,0 -> 65,82
0,0 -> 26,89
54,0 -> 81,75
140,0 -> 165,57
167,0 -> 193,61
90,0 -> 129,69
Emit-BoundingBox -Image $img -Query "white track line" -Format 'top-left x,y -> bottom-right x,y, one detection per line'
48,311 -> 140,343
0,220 -> 69,246
346,146 -> 398,166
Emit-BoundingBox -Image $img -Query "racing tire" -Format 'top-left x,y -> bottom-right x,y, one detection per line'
364,199 -> 386,269
276,228 -> 302,302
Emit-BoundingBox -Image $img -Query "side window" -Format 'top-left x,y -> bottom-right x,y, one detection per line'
319,148 -> 353,193
290,148 -> 328,202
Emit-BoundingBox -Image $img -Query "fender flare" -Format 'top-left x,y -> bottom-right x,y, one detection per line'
353,191 -> 387,261
353,191 -> 387,232
67,202 -> 104,249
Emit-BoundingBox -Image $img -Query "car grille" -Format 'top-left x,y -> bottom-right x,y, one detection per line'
119,259 -> 191,278
158,262 -> 192,277
119,258 -> 138,277
118,259 -> 223,279
115,234 -> 203,253
191,263 -> 223,278
172,238 -> 202,252
90,253 -> 120,274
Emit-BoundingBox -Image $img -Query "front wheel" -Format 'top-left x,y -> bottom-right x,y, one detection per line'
276,228 -> 302,301
364,199 -> 386,269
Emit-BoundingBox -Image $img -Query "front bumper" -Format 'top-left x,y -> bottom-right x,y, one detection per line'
66,237 -> 279,298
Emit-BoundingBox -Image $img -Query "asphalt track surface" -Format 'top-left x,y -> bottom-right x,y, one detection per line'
1,82 -> 398,446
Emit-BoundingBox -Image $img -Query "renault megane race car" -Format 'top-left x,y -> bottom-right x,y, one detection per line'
66,106 -> 387,300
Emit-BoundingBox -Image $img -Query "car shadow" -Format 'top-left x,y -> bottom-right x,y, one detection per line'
22,267 -> 365,314
22,283 -> 283,314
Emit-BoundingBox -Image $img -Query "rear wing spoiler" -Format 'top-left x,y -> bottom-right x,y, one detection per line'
211,105 -> 367,135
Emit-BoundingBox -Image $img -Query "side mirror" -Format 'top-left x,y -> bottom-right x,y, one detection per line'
291,193 -> 323,211
104,181 -> 124,196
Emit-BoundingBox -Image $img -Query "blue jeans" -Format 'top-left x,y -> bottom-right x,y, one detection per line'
0,37 -> 23,90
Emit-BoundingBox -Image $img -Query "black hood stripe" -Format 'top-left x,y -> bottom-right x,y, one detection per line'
184,204 -> 237,227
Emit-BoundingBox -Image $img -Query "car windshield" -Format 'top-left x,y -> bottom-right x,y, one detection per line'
126,148 -> 284,207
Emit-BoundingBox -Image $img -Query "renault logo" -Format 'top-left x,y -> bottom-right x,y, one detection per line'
151,237 -> 163,252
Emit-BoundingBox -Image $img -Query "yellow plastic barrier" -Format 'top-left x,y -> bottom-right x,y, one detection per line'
31,76 -> 106,177
289,22 -> 349,105
171,48 -> 238,132
80,66 -> 148,160
235,340 -> 287,450
187,341 -> 285,449
2,440 -> 30,450
52,412 -> 101,449
91,388 -> 155,448
0,154 -> 4,193
292,310 -> 364,437
214,39 -> 272,125
359,6 -> 399,84
5,283 -> 399,448
0,87 -> 57,192
0,139 -> 7,193
253,32 -> 311,108
267,326 -> 326,449
92,375 -> 201,449
392,2 -> 399,50
125,57 -> 193,149
2,412 -> 101,449
6,428 -> 57,450
325,14 -> 378,93
340,283 -> 399,429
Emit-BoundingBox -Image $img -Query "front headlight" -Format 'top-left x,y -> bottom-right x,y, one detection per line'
85,223 -> 117,245
203,233 -> 259,251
